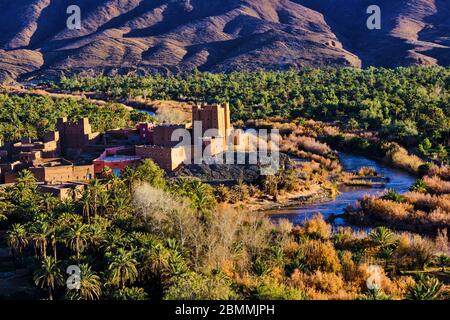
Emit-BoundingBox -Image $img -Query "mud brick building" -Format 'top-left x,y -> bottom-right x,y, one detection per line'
57,117 -> 100,158
93,147 -> 142,176
0,102 -> 234,184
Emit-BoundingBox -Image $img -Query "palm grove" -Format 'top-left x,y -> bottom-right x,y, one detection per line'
0,159 -> 448,300
0,66 -> 449,300
57,66 -> 450,163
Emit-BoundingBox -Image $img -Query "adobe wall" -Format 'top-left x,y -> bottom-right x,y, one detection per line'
6,164 -> 94,184
192,103 -> 231,138
153,125 -> 186,147
135,145 -> 187,171
71,164 -> 94,181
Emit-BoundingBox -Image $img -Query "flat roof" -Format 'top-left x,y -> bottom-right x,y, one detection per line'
100,155 -> 141,163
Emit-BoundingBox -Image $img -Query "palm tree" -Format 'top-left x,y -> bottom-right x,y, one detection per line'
87,223 -> 107,252
97,191 -> 110,216
66,264 -> 102,300
407,275 -> 444,300
369,226 -> 395,247
33,256 -> 63,300
88,179 -> 104,218
7,223 -> 29,261
0,200 -> 11,222
13,170 -> 38,202
143,243 -> 170,278
30,221 -> 50,258
122,166 -> 140,193
108,248 -> 138,288
67,185 -> 80,202
189,180 -> 216,218
65,223 -> 89,261
17,169 -> 37,185
110,194 -> 131,217
80,191 -> 91,224
40,193 -> 58,212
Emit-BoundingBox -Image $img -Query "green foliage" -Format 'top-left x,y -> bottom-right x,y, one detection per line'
359,288 -> 390,300
410,179 -> 428,193
33,256 -> 63,300
56,67 -> 450,161
436,255 -> 450,271
407,275 -> 445,300
418,138 -> 433,157
112,287 -> 149,300
254,280 -> 306,300
369,227 -> 395,246
164,273 -> 235,300
382,189 -> 405,203
0,93 -> 151,142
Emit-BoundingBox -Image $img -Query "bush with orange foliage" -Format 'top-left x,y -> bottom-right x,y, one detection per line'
429,165 -> 450,181
384,144 -> 424,174
394,233 -> 437,270
301,214 -> 332,239
423,175 -> 450,195
355,195 -> 449,233
295,136 -> 332,156
358,196 -> 413,222
403,192 -> 450,212
300,240 -> 342,273
288,270 -> 347,299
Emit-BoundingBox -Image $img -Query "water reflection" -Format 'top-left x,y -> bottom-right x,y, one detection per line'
269,153 -> 416,227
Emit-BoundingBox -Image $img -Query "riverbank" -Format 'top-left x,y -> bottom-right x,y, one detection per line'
267,152 -> 417,227
245,184 -> 336,212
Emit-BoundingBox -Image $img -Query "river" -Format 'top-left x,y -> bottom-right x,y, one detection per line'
269,153 -> 417,227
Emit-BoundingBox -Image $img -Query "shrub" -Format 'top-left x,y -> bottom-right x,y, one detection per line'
112,287 -> 149,300
429,165 -> 450,181
385,144 -> 424,174
403,192 -> 450,212
255,279 -> 305,300
296,136 -> 332,156
382,189 -> 405,203
302,214 -> 332,240
357,167 -> 378,176
406,275 -> 445,300
396,235 -> 436,270
301,240 -> 342,273
164,273 -> 235,300
410,179 -> 427,193
359,197 -> 413,222
423,175 -> 450,195
214,185 -> 230,203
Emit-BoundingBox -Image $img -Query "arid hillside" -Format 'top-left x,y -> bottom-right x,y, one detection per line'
0,0 -> 449,82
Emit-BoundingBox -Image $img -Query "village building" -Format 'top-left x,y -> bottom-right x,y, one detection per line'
0,102 -> 233,184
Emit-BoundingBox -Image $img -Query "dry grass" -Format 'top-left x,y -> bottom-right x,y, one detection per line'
295,136 -> 332,156
423,175 -> 450,195
357,166 -> 378,177
359,196 -> 414,221
403,191 -> 450,212
384,144 -> 424,174
429,165 -> 450,181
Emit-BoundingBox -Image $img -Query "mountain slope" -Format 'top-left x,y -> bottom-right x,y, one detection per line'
0,0 -> 448,82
